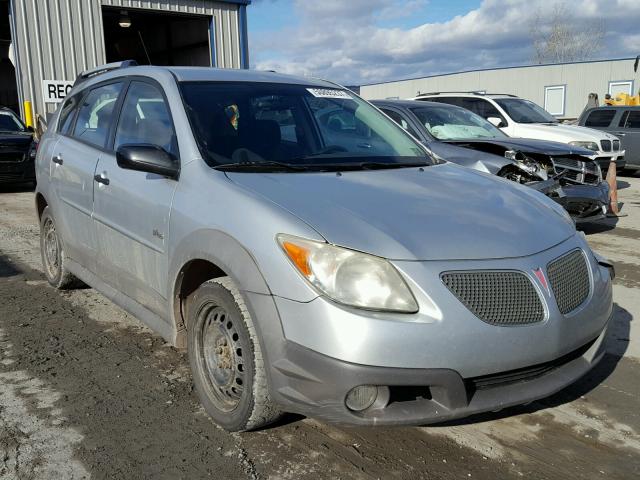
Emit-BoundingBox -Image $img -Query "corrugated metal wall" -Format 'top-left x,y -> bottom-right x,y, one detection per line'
10,0 -> 242,117
360,59 -> 640,119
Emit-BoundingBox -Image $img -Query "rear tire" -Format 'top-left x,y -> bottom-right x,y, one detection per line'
39,207 -> 82,289
187,277 -> 281,432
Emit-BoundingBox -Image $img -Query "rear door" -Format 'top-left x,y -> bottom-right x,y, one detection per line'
92,79 -> 179,316
50,82 -> 123,271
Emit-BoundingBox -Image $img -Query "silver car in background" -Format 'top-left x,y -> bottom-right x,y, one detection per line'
35,62 -> 613,432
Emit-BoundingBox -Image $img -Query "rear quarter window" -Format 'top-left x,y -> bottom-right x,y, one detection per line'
584,109 -> 616,127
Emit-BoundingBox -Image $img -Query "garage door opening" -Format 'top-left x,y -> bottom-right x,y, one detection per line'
102,7 -> 213,67
0,0 -> 19,114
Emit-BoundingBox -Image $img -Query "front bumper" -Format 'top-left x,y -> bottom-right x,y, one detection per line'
559,181 -> 610,223
246,235 -> 613,425
264,327 -> 608,426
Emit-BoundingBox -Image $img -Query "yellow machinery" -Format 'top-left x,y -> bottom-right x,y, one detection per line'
604,92 -> 640,106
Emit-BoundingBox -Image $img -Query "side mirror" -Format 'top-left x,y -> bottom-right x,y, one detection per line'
116,144 -> 179,179
487,117 -> 505,128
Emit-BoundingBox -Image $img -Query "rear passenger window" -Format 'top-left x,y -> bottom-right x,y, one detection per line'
462,98 -> 504,121
622,111 -> 640,129
585,110 -> 616,127
72,83 -> 123,148
114,81 -> 177,156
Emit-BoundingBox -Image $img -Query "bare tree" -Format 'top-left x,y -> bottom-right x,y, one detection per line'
530,2 -> 605,64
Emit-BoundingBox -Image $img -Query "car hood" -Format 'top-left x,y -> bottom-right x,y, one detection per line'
427,141 -> 512,175
227,163 -> 575,261
445,137 -> 594,156
509,122 -> 617,143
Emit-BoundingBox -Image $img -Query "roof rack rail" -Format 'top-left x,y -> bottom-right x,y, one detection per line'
73,60 -> 138,87
415,91 -> 518,97
415,91 -> 485,97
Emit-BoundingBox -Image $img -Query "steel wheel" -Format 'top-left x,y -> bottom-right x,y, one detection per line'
197,304 -> 246,412
42,217 -> 61,280
187,277 -> 281,431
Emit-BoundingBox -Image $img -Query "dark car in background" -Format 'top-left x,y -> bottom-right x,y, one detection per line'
579,106 -> 640,173
373,100 -> 610,223
0,107 -> 36,185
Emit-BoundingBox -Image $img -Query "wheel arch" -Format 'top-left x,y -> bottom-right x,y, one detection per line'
35,192 -> 48,220
170,229 -> 272,348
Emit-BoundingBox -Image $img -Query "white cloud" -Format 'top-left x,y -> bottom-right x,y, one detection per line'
251,0 -> 640,85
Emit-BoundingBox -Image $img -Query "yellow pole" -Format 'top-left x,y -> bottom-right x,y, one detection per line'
23,101 -> 34,128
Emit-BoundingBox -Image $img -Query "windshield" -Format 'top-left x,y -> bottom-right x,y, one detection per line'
180,82 -> 431,171
410,105 -> 506,140
0,111 -> 26,132
494,98 -> 558,124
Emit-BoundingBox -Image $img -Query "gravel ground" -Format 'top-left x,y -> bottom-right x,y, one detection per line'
0,174 -> 639,480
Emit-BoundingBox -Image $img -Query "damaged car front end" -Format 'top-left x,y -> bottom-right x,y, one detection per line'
372,100 -> 610,223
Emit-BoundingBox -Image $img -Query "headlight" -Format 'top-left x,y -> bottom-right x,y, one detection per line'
569,141 -> 599,152
277,234 -> 418,313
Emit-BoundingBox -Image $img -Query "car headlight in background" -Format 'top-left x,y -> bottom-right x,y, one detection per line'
569,141 -> 599,152
277,234 -> 418,313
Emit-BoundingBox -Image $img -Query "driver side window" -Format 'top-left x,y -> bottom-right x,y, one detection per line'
114,81 -> 178,157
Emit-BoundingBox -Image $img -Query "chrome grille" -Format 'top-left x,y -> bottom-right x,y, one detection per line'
552,157 -> 600,185
441,271 -> 545,326
554,157 -> 582,169
613,139 -> 620,151
601,140 -> 611,152
547,250 -> 590,314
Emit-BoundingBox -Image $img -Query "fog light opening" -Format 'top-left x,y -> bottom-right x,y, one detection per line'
345,385 -> 378,412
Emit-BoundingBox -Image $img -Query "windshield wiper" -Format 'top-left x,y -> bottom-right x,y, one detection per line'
356,161 -> 430,170
215,159 -> 430,173
214,161 -> 309,172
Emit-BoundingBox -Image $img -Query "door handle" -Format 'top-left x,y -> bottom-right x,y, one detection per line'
52,155 -> 63,165
94,174 -> 110,186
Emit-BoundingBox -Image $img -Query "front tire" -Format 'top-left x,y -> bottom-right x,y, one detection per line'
187,277 -> 281,432
39,207 -> 82,289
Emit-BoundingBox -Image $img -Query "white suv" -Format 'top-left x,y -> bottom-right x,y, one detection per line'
414,93 -> 625,170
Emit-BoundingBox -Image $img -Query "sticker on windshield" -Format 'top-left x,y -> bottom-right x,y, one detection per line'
306,88 -> 353,99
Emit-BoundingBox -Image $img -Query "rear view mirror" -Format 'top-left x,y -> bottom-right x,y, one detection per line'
116,144 -> 179,179
487,117 -> 505,128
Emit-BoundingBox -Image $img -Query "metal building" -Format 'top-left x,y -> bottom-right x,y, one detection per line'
360,58 -> 640,120
1,0 -> 250,122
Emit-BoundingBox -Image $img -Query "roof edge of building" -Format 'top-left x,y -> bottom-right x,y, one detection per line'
359,57 -> 639,88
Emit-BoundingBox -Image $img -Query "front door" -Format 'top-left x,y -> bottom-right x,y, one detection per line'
51,82 -> 123,271
92,80 -> 179,317
616,110 -> 640,166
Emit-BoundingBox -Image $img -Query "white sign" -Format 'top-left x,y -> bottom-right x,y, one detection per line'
306,88 -> 353,99
42,80 -> 74,103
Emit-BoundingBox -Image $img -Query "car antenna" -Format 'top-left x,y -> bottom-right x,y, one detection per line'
138,30 -> 152,65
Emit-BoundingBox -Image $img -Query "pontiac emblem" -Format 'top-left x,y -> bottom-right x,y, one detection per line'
533,268 -> 550,295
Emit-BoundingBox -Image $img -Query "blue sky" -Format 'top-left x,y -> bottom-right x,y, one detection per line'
250,0 -> 483,33
246,0 -> 640,85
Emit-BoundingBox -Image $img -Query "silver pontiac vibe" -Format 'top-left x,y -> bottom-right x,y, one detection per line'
34,62 -> 613,432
